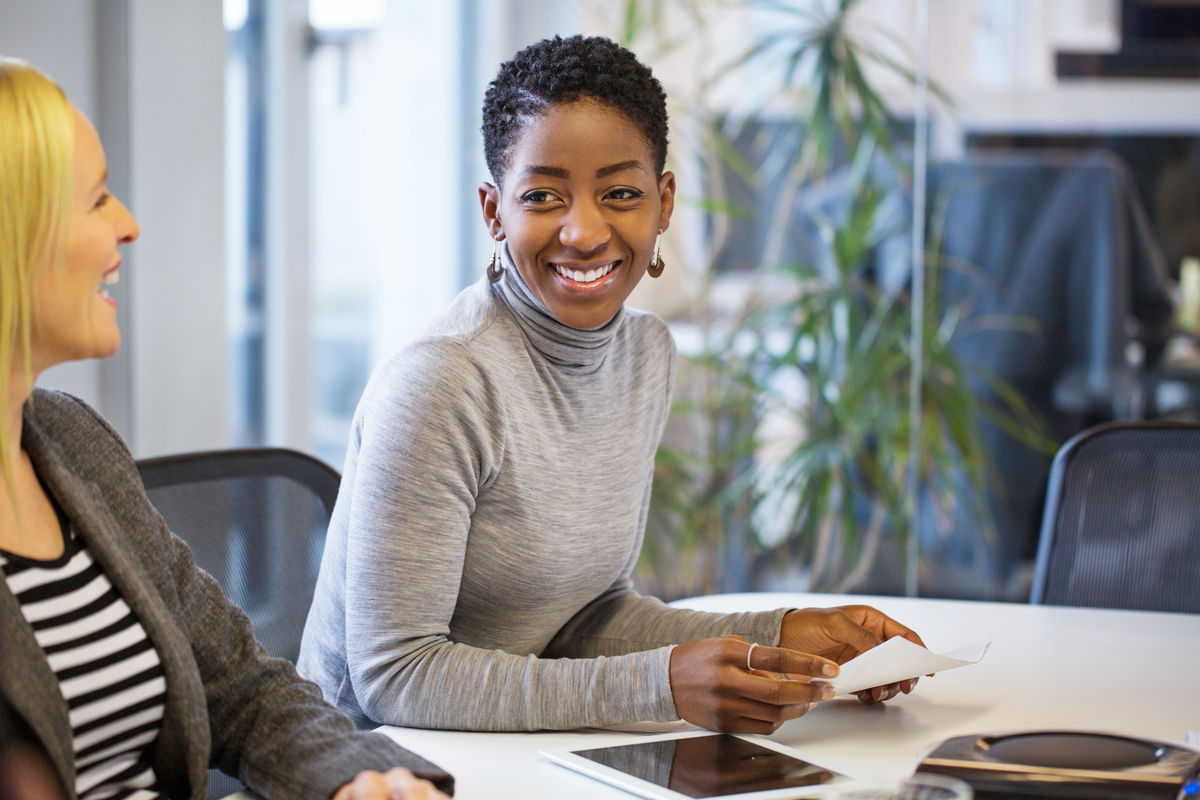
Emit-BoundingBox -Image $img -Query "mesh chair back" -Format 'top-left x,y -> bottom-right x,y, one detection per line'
137,448 -> 339,799
1031,422 -> 1200,612
137,448 -> 340,661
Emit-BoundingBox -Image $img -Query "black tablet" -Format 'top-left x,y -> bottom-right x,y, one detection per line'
541,731 -> 849,800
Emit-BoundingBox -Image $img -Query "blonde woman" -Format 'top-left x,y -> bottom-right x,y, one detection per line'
0,57 -> 452,800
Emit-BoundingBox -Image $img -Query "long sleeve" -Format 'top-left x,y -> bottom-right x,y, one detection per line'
303,294 -> 789,731
544,578 -> 788,660
161,522 -> 452,798
340,343 -> 688,730
20,390 -> 454,800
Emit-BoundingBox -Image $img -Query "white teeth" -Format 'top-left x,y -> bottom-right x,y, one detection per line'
102,269 -> 119,286
555,263 -> 614,283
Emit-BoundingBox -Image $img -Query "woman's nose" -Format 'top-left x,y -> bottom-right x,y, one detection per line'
114,196 -> 140,244
559,201 -> 610,251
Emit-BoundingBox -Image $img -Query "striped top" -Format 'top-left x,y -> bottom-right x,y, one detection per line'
2,524 -> 166,800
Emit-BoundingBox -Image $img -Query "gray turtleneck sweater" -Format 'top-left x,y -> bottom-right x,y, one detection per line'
298,264 -> 788,731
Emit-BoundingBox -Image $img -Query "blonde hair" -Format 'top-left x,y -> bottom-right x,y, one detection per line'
0,57 -> 74,498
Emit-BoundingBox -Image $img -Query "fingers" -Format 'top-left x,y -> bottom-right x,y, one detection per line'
333,769 -> 449,800
826,610 -> 885,654
723,702 -> 818,734
333,772 -> 387,800
748,641 -> 839,680
836,605 -> 926,648
670,638 -> 839,735
385,768 -> 450,800
854,682 -> 903,705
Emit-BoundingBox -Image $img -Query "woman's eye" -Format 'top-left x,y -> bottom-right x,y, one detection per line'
607,188 -> 644,201
92,192 -> 111,211
520,190 -> 554,204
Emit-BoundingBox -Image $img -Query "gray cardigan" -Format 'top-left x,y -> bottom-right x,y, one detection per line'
1,389 -> 453,799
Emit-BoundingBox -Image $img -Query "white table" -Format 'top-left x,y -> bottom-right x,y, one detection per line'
375,593 -> 1200,799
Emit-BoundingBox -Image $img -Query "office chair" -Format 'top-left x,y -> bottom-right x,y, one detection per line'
136,447 -> 340,800
1030,421 -> 1200,613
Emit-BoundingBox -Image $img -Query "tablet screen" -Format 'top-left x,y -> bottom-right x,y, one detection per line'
573,733 -> 842,799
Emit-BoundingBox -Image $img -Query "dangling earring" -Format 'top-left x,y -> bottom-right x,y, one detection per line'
487,238 -> 504,283
648,230 -> 665,278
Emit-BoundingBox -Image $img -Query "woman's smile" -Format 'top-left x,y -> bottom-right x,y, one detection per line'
99,262 -> 121,308
549,258 -> 620,289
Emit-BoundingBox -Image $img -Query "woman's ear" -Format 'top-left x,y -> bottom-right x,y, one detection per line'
478,182 -> 505,239
657,171 -> 677,233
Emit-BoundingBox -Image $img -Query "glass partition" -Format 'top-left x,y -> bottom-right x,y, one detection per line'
224,0 -> 1199,599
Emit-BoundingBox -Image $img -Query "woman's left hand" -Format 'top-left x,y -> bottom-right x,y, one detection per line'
778,605 -> 925,705
331,768 -> 450,800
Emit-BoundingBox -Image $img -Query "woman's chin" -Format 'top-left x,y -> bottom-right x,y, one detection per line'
80,328 -> 122,363
96,332 -> 121,360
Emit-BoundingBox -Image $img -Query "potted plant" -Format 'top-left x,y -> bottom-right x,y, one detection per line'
611,0 -> 1053,597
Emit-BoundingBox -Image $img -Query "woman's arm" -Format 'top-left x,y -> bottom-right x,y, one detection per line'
542,577 -> 788,658
56,392 -> 454,799
162,528 -> 453,797
339,347 -> 685,730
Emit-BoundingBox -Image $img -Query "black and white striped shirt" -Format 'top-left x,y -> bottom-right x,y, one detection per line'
2,528 -> 166,800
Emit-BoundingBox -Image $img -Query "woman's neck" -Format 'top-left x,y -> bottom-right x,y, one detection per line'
1,375 -> 66,561
4,367 -> 33,476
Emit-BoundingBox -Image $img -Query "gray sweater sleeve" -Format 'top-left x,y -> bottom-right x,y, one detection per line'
338,343 -> 785,731
544,578 -> 788,660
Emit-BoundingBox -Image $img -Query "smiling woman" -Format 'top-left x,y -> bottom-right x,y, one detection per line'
298,34 -> 924,736
0,56 -> 452,800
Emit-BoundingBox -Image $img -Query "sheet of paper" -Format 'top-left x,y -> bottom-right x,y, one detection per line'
817,637 -> 990,696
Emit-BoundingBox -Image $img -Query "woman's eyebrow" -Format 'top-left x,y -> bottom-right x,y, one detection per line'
88,168 -> 108,196
596,160 -> 645,178
521,165 -> 569,178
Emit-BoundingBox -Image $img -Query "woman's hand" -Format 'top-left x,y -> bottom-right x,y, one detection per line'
332,768 -> 449,800
668,636 -> 839,734
779,606 -> 925,704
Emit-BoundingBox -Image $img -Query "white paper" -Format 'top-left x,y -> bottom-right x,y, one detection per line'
816,637 -> 990,696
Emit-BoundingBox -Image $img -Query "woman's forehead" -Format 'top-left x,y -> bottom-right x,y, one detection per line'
508,99 -> 654,171
70,106 -> 107,196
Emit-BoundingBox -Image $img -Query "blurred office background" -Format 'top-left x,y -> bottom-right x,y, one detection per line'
3,0 -> 1199,600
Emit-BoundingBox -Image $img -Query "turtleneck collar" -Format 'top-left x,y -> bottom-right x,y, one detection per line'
491,244 -> 624,373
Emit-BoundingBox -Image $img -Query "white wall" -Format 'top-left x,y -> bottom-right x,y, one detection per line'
0,0 -> 227,457
125,0 -> 227,457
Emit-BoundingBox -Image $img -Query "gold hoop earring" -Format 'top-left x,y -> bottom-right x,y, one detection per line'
487,239 -> 504,283
648,230 -> 665,278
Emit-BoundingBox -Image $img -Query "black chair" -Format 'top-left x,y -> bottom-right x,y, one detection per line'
136,447 -> 340,799
1030,422 -> 1200,612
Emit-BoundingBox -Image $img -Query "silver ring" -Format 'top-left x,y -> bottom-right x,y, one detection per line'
746,642 -> 758,672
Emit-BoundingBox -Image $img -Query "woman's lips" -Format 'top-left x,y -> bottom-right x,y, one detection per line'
550,260 -> 618,286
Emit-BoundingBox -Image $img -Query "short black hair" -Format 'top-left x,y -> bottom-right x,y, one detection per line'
481,34 -> 669,186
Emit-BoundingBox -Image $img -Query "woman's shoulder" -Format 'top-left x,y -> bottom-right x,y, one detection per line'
368,282 -> 525,393
618,307 -> 677,360
26,388 -> 130,456
22,389 -> 144,507
622,306 -> 672,337
418,278 -> 507,345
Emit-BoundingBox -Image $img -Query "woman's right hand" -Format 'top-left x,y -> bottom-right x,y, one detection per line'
331,768 -> 450,800
668,636 -> 840,734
